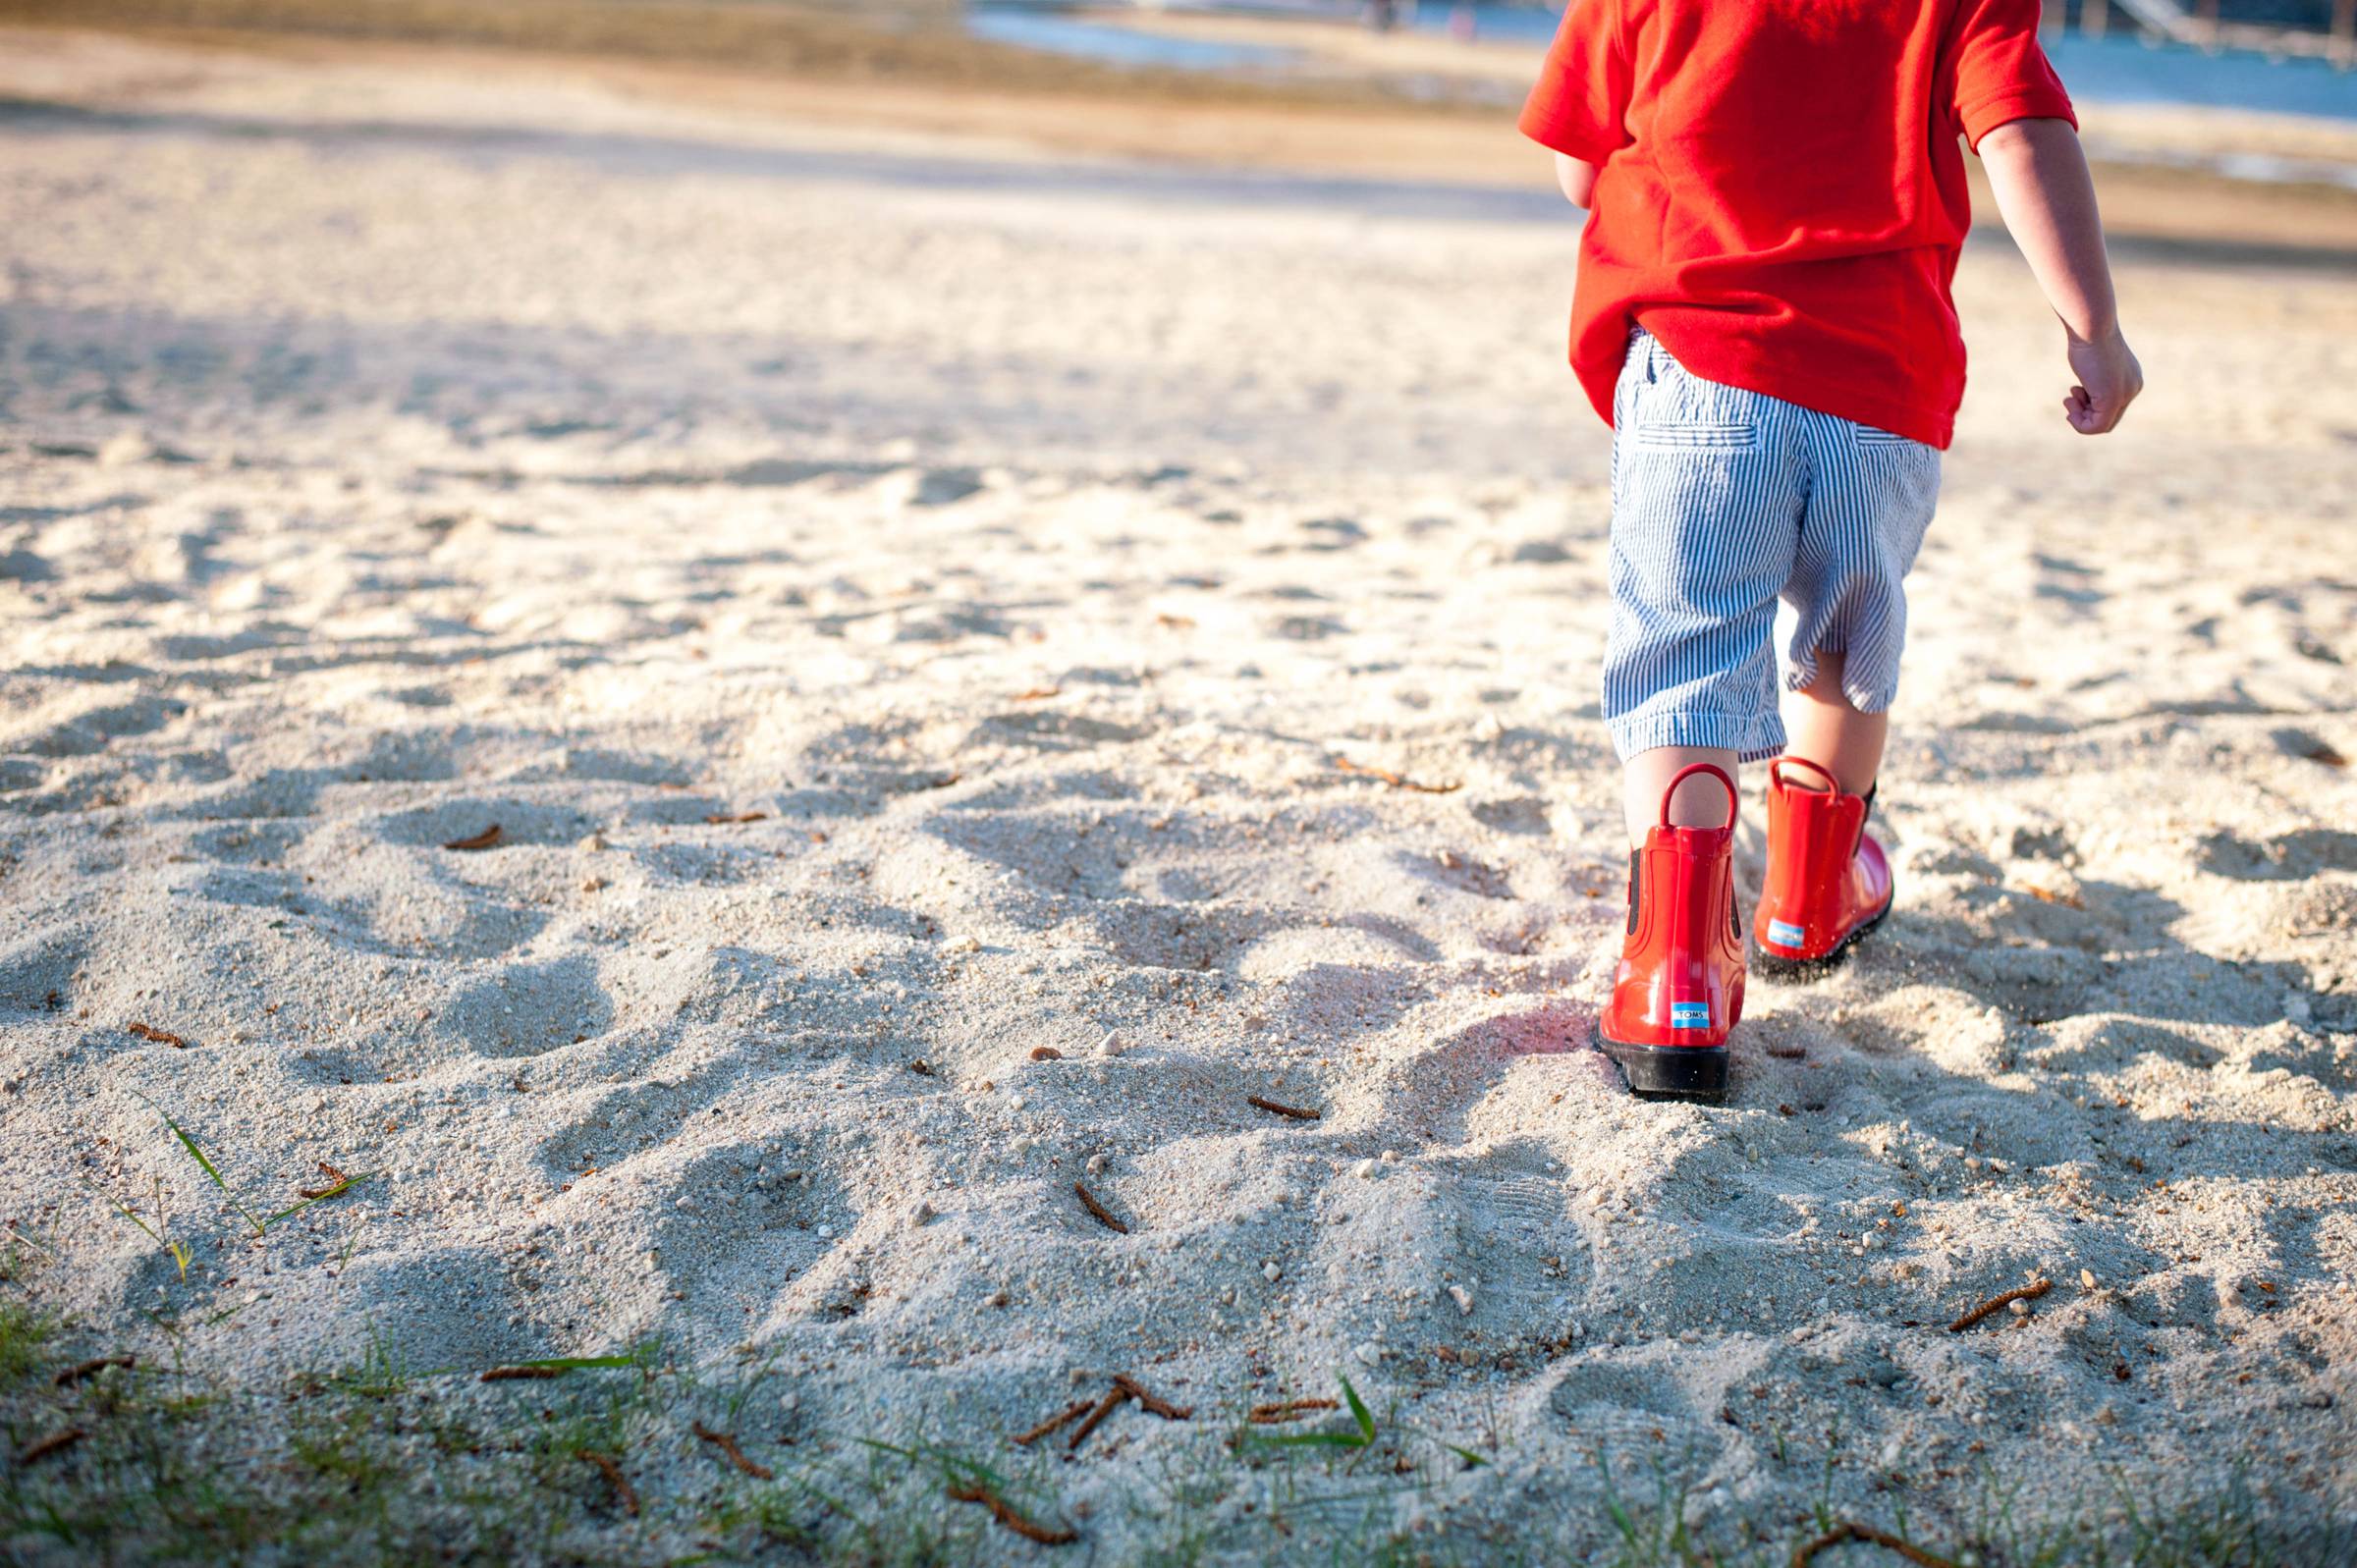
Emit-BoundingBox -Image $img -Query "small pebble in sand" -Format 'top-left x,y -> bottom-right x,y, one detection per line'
1029,1046 -> 1062,1062
1085,1154 -> 1108,1175
1381,1150 -> 1398,1163
2081,1269 -> 2099,1289
2008,1298 -> 2030,1316
1263,1262 -> 1282,1283
949,936 -> 980,954
1098,1030 -> 1130,1057
1352,1160 -> 1377,1179
987,1290 -> 1009,1308
577,832 -> 607,852
1449,1285 -> 1474,1317
815,1223 -> 834,1239
1353,1343 -> 1383,1366
908,1201 -> 936,1228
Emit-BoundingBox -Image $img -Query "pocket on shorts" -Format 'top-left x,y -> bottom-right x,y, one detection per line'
1854,427 -> 1919,450
1633,419 -> 1757,453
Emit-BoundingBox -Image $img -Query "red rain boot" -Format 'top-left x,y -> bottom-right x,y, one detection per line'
1752,756 -> 1893,976
1596,763 -> 1745,1101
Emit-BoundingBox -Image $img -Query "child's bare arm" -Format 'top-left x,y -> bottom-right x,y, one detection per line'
1977,118 -> 2142,435
1553,152 -> 1597,209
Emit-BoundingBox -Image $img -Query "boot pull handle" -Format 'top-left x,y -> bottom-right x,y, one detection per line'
1659,763 -> 1739,832
1770,756 -> 1840,794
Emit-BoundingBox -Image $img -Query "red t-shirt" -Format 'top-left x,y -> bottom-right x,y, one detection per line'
1519,0 -> 2075,449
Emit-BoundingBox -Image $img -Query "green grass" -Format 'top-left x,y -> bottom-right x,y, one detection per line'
1955,1460 -> 2341,1568
0,1300 -> 55,1385
128,1091 -> 373,1241
80,1095 -> 373,1296
84,1175 -> 192,1281
0,1310 -> 2342,1566
1252,1374 -> 1378,1454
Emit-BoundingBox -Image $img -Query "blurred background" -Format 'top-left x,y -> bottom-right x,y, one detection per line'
4,1 -> 2355,183
1,0 -> 2352,479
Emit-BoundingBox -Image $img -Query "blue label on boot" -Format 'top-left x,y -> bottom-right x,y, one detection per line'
1670,1001 -> 1711,1030
1767,919 -> 1806,948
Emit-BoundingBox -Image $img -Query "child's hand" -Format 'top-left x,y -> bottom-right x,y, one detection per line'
1979,120 -> 2141,437
2063,327 -> 2141,435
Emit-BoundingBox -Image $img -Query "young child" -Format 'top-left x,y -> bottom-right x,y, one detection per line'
1521,0 -> 2142,1099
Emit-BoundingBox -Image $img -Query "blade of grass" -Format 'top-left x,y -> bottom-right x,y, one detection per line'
853,1436 -> 925,1463
80,1177 -> 190,1280
3,1226 -> 61,1263
497,1342 -> 656,1373
131,1091 -> 265,1236
1339,1375 -> 1376,1443
1257,1431 -> 1369,1449
853,1435 -> 997,1487
82,1179 -> 164,1248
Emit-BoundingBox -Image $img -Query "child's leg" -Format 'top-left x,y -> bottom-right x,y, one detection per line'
1622,745 -> 1742,845
1602,333 -> 1801,843
1749,417 -> 1941,975
1781,415 -> 1941,793
1780,649 -> 1884,796
1596,333 -> 1803,1095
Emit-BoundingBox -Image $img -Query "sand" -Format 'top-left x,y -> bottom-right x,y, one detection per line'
1,23 -> 2353,1562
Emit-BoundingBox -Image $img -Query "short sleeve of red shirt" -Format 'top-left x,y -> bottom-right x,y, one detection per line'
1517,0 -> 1630,166
1946,0 -> 2077,148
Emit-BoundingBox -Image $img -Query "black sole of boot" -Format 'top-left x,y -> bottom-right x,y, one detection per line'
1751,894 -> 1893,983
1594,1029 -> 1728,1103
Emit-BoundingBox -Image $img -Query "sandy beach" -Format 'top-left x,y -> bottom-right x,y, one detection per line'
1,18 -> 2354,1563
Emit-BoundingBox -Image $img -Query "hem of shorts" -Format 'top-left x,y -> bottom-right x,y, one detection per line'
1608,711 -> 1787,766
1782,655 -> 1897,716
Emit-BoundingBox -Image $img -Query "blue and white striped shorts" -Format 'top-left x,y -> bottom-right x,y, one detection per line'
1604,330 -> 1942,764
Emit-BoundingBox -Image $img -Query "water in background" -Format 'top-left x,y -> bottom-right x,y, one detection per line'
965,6 -> 1290,67
2048,31 -> 2357,119
965,2 -> 2357,123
